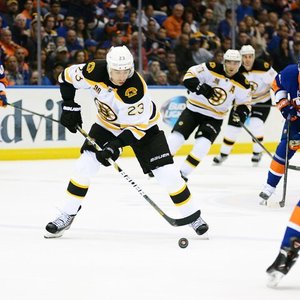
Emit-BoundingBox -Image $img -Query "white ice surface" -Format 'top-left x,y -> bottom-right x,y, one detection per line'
1,154 -> 300,300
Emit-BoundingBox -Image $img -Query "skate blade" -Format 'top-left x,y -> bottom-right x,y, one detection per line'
259,199 -> 267,206
44,230 -> 65,239
266,271 -> 284,288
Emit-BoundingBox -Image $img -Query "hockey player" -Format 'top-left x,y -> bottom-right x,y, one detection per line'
166,49 -> 251,181
259,62 -> 300,204
213,45 -> 277,165
44,45 -> 208,238
266,200 -> 300,287
0,60 -> 8,107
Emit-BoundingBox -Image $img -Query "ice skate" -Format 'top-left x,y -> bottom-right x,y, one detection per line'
44,206 -> 81,238
190,215 -> 209,236
213,153 -> 228,165
251,152 -> 262,166
266,237 -> 300,287
259,184 -> 275,205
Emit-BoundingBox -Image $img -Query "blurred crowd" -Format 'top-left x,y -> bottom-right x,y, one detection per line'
0,0 -> 300,86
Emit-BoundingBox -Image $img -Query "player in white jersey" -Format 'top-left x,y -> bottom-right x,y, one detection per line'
213,45 -> 277,165
166,49 -> 252,181
44,45 -> 208,238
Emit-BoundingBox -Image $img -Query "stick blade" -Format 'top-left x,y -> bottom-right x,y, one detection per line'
165,210 -> 200,227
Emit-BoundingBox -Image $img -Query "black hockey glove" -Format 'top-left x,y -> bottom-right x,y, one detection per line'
232,105 -> 250,124
60,101 -> 82,133
195,83 -> 215,99
96,140 -> 122,167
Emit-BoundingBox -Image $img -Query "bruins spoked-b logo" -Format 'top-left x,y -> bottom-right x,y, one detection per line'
94,98 -> 117,121
208,87 -> 227,106
249,81 -> 258,93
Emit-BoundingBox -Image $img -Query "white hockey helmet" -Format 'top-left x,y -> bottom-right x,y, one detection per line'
106,45 -> 134,78
240,45 -> 255,56
223,49 -> 242,68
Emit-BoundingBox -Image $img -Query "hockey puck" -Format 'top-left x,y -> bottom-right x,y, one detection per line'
178,238 -> 188,248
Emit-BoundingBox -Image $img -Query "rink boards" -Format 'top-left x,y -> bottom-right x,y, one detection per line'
0,86 -> 282,160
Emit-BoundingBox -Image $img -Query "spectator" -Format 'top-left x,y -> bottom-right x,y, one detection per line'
20,0 -> 34,26
145,60 -> 161,85
84,39 -> 98,59
57,15 -> 75,38
156,27 -> 171,51
279,9 -> 297,38
26,16 -> 46,65
265,12 -> 280,46
217,8 -> 233,40
42,14 -> 58,53
193,20 -> 221,51
72,49 -> 88,64
166,62 -> 181,85
162,3 -> 184,40
220,36 -> 232,52
0,28 -> 29,57
236,0 -> 254,24
11,13 -> 30,50
55,36 -> 66,48
94,47 -> 107,59
104,4 -> 131,45
129,31 -> 148,73
272,37 -> 294,72
155,70 -> 169,85
29,69 -> 52,85
139,4 -> 160,32
144,18 -> 159,59
174,33 -> 195,74
75,17 -> 91,48
212,48 -> 224,63
214,0 -> 227,24
47,45 -> 70,71
267,24 -> 290,55
65,29 -> 83,56
203,7 -> 218,33
46,62 -> 65,85
2,0 -> 19,29
190,38 -> 213,64
4,55 -> 24,86
44,0 -> 64,28
15,47 -> 30,85
183,7 -> 199,34
235,32 -> 251,49
243,15 -> 256,37
181,21 -> 192,37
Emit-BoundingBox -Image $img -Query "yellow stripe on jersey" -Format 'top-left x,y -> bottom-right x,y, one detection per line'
64,67 -> 73,84
70,179 -> 89,189
188,99 -> 227,116
183,71 -> 196,80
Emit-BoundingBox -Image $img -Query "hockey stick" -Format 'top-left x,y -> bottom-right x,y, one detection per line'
76,126 -> 200,226
239,121 -> 300,171
279,116 -> 291,208
7,102 -> 200,226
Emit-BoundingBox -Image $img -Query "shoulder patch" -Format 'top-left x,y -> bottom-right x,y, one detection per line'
206,62 -> 224,75
252,59 -> 271,71
208,62 -> 216,69
82,59 -> 109,83
232,72 -> 251,89
86,62 -> 96,73
116,72 -> 144,104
